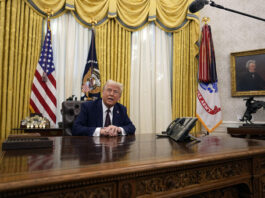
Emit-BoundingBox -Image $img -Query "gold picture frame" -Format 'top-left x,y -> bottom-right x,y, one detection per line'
231,48 -> 265,97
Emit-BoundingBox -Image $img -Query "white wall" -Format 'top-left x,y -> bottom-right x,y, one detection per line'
199,0 -> 265,131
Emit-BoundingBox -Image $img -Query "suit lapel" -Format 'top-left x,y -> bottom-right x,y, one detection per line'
96,99 -> 103,127
112,105 -> 120,125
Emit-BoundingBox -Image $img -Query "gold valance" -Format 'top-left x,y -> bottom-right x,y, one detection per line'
65,0 -> 75,10
23,0 -> 199,32
24,0 -> 67,17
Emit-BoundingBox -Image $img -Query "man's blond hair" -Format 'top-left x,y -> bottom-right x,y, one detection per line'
103,80 -> 123,94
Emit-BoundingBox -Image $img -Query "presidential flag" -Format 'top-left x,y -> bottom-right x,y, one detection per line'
29,20 -> 57,126
81,29 -> 101,100
196,24 -> 222,132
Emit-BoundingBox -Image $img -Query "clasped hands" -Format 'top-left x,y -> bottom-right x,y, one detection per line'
100,125 -> 121,136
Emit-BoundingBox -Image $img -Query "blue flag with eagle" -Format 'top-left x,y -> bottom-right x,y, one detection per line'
81,29 -> 101,100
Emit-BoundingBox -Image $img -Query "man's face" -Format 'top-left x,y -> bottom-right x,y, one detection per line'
102,84 -> 121,108
248,63 -> 256,73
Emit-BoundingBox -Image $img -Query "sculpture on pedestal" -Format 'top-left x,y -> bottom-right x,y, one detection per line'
240,97 -> 265,125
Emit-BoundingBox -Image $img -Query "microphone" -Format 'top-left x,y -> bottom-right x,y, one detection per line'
189,0 -> 209,13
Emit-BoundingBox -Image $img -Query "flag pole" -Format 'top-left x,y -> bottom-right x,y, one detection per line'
90,19 -> 97,77
202,17 -> 210,24
90,18 -> 97,29
42,9 -> 53,83
81,19 -> 101,101
45,8 -> 54,29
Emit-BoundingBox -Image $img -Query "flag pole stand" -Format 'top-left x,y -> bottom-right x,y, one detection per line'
42,9 -> 54,83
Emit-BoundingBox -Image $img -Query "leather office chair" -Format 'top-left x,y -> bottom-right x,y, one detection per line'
61,101 -> 85,135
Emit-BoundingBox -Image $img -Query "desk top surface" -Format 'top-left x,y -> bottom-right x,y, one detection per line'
12,128 -> 63,131
1,133 -> 265,190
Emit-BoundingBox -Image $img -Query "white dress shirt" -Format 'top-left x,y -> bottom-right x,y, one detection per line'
93,101 -> 126,136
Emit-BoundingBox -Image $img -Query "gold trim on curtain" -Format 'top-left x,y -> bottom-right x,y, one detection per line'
95,19 -> 131,114
0,0 -> 43,139
172,19 -> 201,134
65,0 -> 75,11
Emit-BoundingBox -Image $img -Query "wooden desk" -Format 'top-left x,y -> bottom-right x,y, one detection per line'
228,127 -> 265,139
1,134 -> 265,197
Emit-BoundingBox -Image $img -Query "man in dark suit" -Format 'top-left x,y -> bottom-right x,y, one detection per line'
72,80 -> 136,136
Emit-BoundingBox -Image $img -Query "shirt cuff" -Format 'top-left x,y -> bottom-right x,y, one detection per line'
93,127 -> 101,136
119,127 -> 126,136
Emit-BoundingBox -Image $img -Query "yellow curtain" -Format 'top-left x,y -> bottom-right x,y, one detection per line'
23,0 -> 198,32
95,19 -> 131,114
0,154 -> 28,173
24,0 -> 66,18
155,0 -> 191,31
0,0 -> 43,139
72,0 -> 110,27
172,19 -> 201,134
0,0 -> 201,139
21,0 -> 200,123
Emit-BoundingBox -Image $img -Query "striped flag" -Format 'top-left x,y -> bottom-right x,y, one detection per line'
28,154 -> 54,171
198,24 -> 217,83
196,24 -> 222,132
81,29 -> 101,101
29,21 -> 56,126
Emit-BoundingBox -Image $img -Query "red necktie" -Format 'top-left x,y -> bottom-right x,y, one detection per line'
104,109 -> 111,127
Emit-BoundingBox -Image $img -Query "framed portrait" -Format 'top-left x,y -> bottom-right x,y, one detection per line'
231,48 -> 265,97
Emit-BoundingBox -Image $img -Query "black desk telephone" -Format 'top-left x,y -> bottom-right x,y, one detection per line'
157,117 -> 199,142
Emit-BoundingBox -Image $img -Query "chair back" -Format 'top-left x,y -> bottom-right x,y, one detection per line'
61,101 -> 84,135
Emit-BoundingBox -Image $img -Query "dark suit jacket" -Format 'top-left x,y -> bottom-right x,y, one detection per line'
72,98 -> 136,136
237,72 -> 265,91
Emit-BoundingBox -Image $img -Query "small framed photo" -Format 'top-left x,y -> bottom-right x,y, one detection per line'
231,49 -> 265,97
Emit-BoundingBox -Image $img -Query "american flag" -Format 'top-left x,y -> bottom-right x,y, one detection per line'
28,154 -> 54,171
30,22 -> 57,126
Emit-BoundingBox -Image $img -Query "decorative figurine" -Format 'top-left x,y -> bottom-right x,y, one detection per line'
240,97 -> 265,124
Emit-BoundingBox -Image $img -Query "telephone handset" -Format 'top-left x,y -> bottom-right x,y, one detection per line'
158,117 -> 198,142
166,118 -> 186,135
